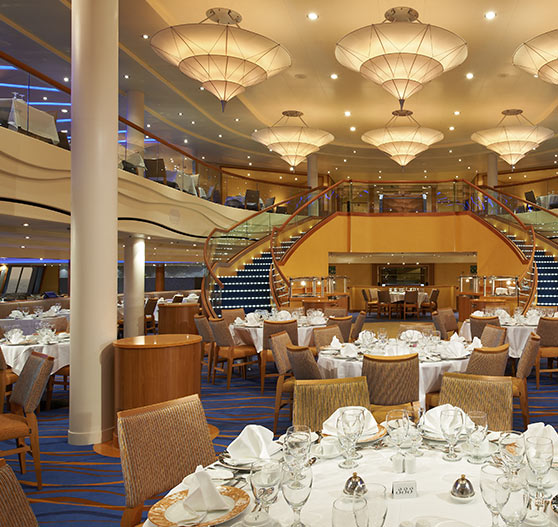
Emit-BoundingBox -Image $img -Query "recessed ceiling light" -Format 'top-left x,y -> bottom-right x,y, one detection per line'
20,245 -> 25,249
142,34 -> 150,39
449,126 -> 455,131
183,139 -> 188,143
61,109 -> 68,113
279,176 -> 283,179
307,12 -> 319,21
330,73 -> 338,80
467,166 -> 471,169
353,150 -> 357,154
218,134 -> 222,138
200,86 -> 205,90
534,74 -> 539,78
344,111 -> 351,117
379,176 -> 382,179
248,162 -> 252,166
343,159 -> 347,163
449,149 -> 453,153
43,96 -> 47,101
524,174 -> 527,178
23,223 -> 29,227
191,121 -> 195,125
146,124 -> 151,128
247,173 -> 251,176
294,177 -> 298,181
124,74 -> 129,79
465,72 -> 474,80
147,236 -> 151,240
235,118 -> 240,122
290,167 -> 294,171
178,112 -> 183,116
378,170 -> 382,174
350,126 -> 356,132
454,110 -> 460,116
424,175 -> 427,178
509,176 -> 512,179
424,170 -> 427,173
63,76 -> 69,82
25,236 -> 29,239
201,156 -> 205,160
254,129 -> 258,132
484,11 -> 496,20
458,158 -> 462,162
61,129 -> 68,133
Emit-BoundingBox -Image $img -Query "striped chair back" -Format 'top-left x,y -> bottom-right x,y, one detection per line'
286,345 -> 322,380
470,315 -> 500,340
0,458 -> 38,526
220,308 -> 246,327
326,316 -> 352,342
313,326 -> 344,351
516,333 -> 540,379
465,343 -> 509,376
480,324 -> 507,348
263,319 -> 298,351
270,331 -> 292,375
350,311 -> 366,342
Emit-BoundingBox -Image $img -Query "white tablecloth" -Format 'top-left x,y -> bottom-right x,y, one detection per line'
317,354 -> 468,407
1,340 -> 70,375
230,324 -> 322,352
144,430 -> 558,527
0,313 -> 70,335
459,320 -> 535,359
390,292 -> 429,305
0,98 -> 59,144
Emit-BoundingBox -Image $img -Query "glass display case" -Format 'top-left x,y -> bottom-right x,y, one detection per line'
484,276 -> 518,297
459,275 -> 481,294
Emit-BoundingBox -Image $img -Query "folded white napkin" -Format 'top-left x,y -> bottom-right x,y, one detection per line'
357,330 -> 375,348
471,310 -> 485,317
553,312 -> 558,318
449,332 -> 465,343
227,425 -> 281,460
309,316 -> 326,325
233,317 -> 244,325
495,287 -> 508,296
401,329 -> 422,341
524,422 -> 558,458
322,406 -> 378,437
5,328 -> 24,344
277,310 -> 292,321
245,313 -> 259,326
526,314 -> 540,326
182,466 -> 229,512
329,336 -> 342,350
157,297 -> 165,304
440,340 -> 468,359
340,343 -> 359,358
186,293 -> 199,303
8,310 -> 23,319
419,404 -> 473,438
43,307 -> 58,317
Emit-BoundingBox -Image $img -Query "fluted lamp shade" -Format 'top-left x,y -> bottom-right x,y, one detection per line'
361,110 -> 443,167
252,111 -> 334,167
335,7 -> 467,104
471,110 -> 553,166
151,8 -> 291,107
513,29 -> 558,85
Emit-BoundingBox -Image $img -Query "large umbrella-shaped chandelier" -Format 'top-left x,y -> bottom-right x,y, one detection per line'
361,109 -> 443,166
335,6 -> 468,107
150,8 -> 291,109
471,109 -> 553,166
513,29 -> 558,85
251,111 -> 334,167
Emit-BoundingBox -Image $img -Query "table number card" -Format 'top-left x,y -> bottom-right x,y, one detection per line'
392,480 -> 418,499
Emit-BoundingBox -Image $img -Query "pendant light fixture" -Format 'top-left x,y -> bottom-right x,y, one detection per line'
251,111 -> 334,167
335,6 -> 467,107
471,109 -> 553,166
513,29 -> 558,85
361,109 -> 443,166
150,8 -> 291,109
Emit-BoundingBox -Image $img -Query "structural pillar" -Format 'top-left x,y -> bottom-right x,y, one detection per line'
69,0 -> 118,445
487,153 -> 498,187
123,235 -> 145,337
307,153 -> 319,215
155,264 -> 165,291
127,90 -> 145,176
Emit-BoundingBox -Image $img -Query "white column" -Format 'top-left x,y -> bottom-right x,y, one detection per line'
123,235 -> 145,337
69,0 -> 118,446
487,153 -> 498,187
126,90 -> 144,175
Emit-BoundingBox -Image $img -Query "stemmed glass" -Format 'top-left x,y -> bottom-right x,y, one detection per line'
336,408 -> 365,468
332,496 -> 368,527
498,475 -> 530,527
408,407 -> 424,457
525,436 -> 553,501
283,425 -> 312,470
466,411 -> 488,464
498,431 -> 525,483
385,409 -> 409,455
440,408 -> 464,462
480,464 -> 510,527
281,464 -> 312,527
377,328 -> 387,345
247,460 -> 282,523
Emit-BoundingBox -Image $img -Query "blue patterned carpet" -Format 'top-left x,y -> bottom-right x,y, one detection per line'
1,362 -> 558,525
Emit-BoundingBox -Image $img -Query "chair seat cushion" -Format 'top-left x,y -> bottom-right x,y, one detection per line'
282,377 -> 295,393
0,413 -> 29,440
370,402 -> 416,424
540,347 -> 558,358
5,370 -> 18,385
219,345 -> 257,359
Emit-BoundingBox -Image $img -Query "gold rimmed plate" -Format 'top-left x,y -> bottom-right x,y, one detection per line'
148,486 -> 250,527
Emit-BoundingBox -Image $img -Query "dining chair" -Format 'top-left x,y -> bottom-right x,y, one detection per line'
313,326 -> 344,353
117,395 -> 215,527
367,288 -> 379,316
513,333 -> 540,429
465,343 -> 509,376
362,353 -> 420,423
292,377 -> 370,432
244,189 -> 260,211
0,458 -> 39,526
402,290 -> 419,319
0,347 -> 18,413
260,319 -> 298,393
171,294 -> 183,303
208,318 -> 259,389
470,315 -> 500,340
326,315 -> 352,342
377,289 -> 395,319
438,308 -> 458,336
439,372 -> 513,431
420,289 -> 439,316
47,315 -> 68,333
480,324 -> 507,348
534,316 -> 558,388
144,297 -> 158,333
45,365 -> 69,411
349,311 -> 366,342
220,308 -> 246,326
270,331 -> 295,434
0,351 -> 53,490
324,307 -> 348,317
286,345 -> 323,381
361,289 -> 371,314
431,311 -> 449,340
194,314 -> 215,382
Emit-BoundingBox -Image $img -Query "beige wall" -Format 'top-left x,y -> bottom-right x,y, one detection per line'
334,263 -> 372,285
40,265 -> 59,293
434,263 -> 473,285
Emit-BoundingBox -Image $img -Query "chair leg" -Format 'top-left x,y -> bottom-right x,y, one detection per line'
226,358 -> 233,390
16,437 -> 26,474
273,377 -> 284,435
0,377 -> 6,414
28,415 -> 43,490
519,382 -> 530,430
207,344 -> 214,382
536,357 -> 541,389
45,375 -> 54,411
121,505 -> 143,527
260,354 -> 266,394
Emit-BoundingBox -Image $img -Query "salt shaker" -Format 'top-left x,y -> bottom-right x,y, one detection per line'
392,452 -> 405,473
405,453 -> 416,473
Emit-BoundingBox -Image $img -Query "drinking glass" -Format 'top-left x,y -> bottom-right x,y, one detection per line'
385,409 -> 409,454
466,411 -> 488,464
377,328 -> 388,345
336,408 -> 365,468
498,431 -> 525,480
498,476 -> 529,527
440,408 -> 463,461
480,464 -> 510,527
33,306 -> 43,317
281,464 -> 313,527
431,330 -> 441,344
21,307 -> 29,317
525,436 -> 553,499
366,483 -> 388,527
283,425 -> 312,470
332,496 -> 368,527
248,460 -> 282,522
408,406 -> 424,457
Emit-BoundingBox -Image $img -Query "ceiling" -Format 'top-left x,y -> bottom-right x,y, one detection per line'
1,0 -> 558,182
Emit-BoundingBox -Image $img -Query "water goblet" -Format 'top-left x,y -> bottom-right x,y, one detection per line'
440,408 -> 464,462
466,410 -> 488,464
525,436 -> 553,500
408,407 -> 424,457
498,431 -> 525,481
336,408 -> 365,469
21,307 -> 29,317
247,460 -> 282,523
385,409 -> 409,455
332,496 -> 369,527
377,328 -> 387,345
480,464 -> 510,527
34,306 -> 43,317
281,464 -> 312,527
498,475 -> 529,527
283,425 -> 311,470
431,330 -> 441,345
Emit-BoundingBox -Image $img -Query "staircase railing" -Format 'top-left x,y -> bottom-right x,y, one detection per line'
201,187 -> 323,317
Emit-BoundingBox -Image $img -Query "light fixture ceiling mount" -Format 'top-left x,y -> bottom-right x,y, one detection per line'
513,29 -> 558,85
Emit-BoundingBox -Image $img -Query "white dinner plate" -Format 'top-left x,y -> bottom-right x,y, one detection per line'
319,349 -> 339,356
277,431 -> 319,444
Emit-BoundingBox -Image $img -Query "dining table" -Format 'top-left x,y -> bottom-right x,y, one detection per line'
0,311 -> 70,335
459,320 -> 535,358
1,338 -> 70,375
142,430 -> 558,527
230,323 -> 325,353
389,291 -> 429,305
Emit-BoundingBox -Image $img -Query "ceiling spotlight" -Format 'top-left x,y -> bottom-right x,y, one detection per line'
307,12 -> 319,21
146,124 -> 151,128
61,109 -> 68,113
23,223 -> 29,227
466,72 -> 474,80
290,167 -> 294,172
218,134 -> 222,138
353,150 -> 357,154
184,139 -> 188,143
449,149 -> 453,153
191,121 -> 195,125
454,110 -> 460,116
330,73 -> 339,80
142,34 -> 150,39
247,155 -> 251,159
200,86 -> 205,90
235,118 -> 240,122
20,245 -> 25,249
344,111 -> 351,117
178,112 -> 183,116
484,11 -> 496,20
449,126 -> 455,131
350,126 -> 356,132
43,96 -> 47,101
343,159 -> 347,162
124,74 -> 130,79
63,76 -> 69,82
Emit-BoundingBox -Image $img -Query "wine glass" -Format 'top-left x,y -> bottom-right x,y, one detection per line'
336,408 -> 365,468
385,409 -> 409,454
431,330 -> 441,345
466,410 -> 488,464
408,406 -> 424,457
480,464 -> 510,527
440,408 -> 464,462
378,327 -> 387,345
498,476 -> 529,527
332,496 -> 368,527
281,464 -> 312,527
248,460 -> 282,523
283,425 -> 312,470
498,431 -> 525,481
525,436 -> 553,500
366,483 -> 388,527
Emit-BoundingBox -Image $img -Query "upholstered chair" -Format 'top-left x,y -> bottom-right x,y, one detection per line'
0,458 -> 39,526
0,347 -> 18,413
470,315 -> 500,340
513,333 -> 540,429
270,331 -> 295,434
421,289 -> 439,315
324,307 -> 348,317
313,326 -> 344,353
535,317 -> 558,388
349,311 -> 366,342
438,308 -> 458,336
194,314 -> 215,381
480,324 -> 507,348
326,316 -> 352,342
402,290 -> 419,319
465,343 -> 509,376
260,319 -> 298,393
144,297 -> 158,333
220,308 -> 246,327
286,345 -> 323,381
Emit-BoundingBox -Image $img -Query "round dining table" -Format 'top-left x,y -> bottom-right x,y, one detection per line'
230,323 -> 324,352
0,312 -> 70,335
1,339 -> 70,375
